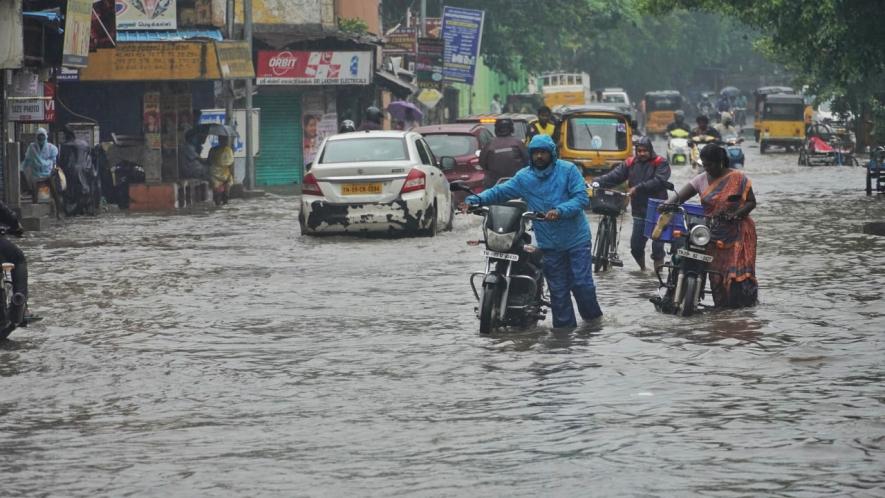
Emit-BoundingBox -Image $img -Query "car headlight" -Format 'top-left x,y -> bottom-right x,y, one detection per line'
689,225 -> 712,246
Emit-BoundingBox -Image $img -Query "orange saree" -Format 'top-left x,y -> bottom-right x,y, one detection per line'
700,169 -> 758,308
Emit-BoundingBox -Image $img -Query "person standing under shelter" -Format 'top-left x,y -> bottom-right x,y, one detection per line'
209,136 -> 235,206
490,94 -> 503,113
21,127 -> 58,201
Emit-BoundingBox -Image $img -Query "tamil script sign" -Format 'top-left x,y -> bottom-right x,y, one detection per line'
256,51 -> 372,85
441,6 -> 484,84
115,0 -> 177,30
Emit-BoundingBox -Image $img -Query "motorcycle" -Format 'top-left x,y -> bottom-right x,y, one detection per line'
649,186 -> 741,316
0,227 -> 27,341
666,129 -> 692,166
451,182 -> 548,334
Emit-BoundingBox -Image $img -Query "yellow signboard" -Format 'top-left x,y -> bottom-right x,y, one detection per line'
215,41 -> 255,79
79,42 -> 223,81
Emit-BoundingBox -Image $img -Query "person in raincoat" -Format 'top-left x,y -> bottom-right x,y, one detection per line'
21,127 -> 58,197
209,135 -> 234,205
593,136 -> 672,270
466,134 -> 603,328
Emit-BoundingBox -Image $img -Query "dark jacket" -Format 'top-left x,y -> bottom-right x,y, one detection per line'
596,154 -> 671,217
357,121 -> 383,131
479,136 -> 529,188
0,201 -> 20,229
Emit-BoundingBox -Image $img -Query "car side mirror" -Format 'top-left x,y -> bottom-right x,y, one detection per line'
439,156 -> 457,171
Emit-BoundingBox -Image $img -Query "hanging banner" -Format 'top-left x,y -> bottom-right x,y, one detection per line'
0,0 -> 24,68
90,0 -> 117,51
143,92 -> 161,149
115,0 -> 177,31
256,51 -> 372,86
415,38 -> 443,89
441,6 -> 485,84
63,0 -> 92,67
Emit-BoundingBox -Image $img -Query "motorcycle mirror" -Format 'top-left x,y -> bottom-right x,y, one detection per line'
449,181 -> 472,192
664,181 -> 675,191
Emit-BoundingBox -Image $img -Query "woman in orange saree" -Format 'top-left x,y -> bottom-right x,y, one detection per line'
665,144 -> 758,308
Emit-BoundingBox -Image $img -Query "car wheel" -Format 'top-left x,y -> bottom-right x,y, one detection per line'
423,202 -> 439,237
445,201 -> 455,231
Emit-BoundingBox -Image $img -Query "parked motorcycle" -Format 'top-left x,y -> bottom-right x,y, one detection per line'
452,182 -> 548,334
0,227 -> 27,341
667,129 -> 692,166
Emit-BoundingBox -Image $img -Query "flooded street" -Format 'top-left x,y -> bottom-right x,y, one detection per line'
2,143 -> 884,496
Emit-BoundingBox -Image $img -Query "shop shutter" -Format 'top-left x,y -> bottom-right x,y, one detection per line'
254,93 -> 302,186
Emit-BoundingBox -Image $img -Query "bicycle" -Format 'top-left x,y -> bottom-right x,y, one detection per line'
589,187 -> 628,272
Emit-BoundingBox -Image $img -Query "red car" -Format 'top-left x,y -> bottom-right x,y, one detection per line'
413,123 -> 494,202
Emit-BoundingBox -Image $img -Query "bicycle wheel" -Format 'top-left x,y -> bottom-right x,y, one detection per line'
594,216 -> 610,273
606,216 -> 620,265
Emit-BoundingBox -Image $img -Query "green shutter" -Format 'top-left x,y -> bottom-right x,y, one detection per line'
254,93 -> 303,186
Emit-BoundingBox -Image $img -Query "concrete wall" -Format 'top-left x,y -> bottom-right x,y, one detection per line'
334,0 -> 380,35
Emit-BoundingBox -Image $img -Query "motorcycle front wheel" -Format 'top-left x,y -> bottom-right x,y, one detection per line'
679,275 -> 699,317
479,283 -> 501,334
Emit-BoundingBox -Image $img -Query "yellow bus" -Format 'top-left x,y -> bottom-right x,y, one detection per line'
541,72 -> 591,109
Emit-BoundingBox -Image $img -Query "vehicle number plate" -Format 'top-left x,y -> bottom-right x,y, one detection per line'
677,248 -> 713,262
342,183 -> 383,195
482,250 -> 519,261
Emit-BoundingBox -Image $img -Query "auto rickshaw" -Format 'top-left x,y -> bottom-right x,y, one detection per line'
556,104 -> 633,183
753,86 -> 794,141
758,93 -> 806,153
643,91 -> 682,137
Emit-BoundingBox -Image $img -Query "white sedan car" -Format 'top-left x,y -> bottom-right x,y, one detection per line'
299,130 -> 455,236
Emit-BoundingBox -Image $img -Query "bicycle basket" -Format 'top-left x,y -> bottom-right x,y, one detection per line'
590,188 -> 628,216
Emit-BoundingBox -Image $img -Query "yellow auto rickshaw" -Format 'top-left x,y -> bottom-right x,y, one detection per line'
753,85 -> 794,141
643,91 -> 682,136
556,104 -> 634,182
758,93 -> 806,153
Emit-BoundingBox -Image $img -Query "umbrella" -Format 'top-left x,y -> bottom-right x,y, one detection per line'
387,100 -> 424,122
720,86 -> 741,97
194,123 -> 238,137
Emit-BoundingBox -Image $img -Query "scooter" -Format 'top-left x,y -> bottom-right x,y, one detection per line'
0,227 -> 27,341
667,129 -> 692,166
723,135 -> 745,169
451,182 -> 548,334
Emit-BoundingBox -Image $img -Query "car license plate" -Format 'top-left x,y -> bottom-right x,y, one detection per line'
482,249 -> 519,262
677,248 -> 713,262
342,183 -> 383,195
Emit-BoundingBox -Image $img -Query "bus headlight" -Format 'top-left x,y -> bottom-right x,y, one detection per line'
689,225 -> 712,246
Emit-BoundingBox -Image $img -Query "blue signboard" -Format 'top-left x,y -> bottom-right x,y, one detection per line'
441,6 -> 485,84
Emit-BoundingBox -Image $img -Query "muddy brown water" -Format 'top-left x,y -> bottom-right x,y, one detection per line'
2,141 -> 884,496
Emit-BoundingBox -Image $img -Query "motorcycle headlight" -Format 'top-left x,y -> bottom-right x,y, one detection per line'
485,229 -> 517,252
689,225 -> 712,246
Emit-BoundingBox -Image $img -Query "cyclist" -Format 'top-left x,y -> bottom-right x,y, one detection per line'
592,136 -> 671,271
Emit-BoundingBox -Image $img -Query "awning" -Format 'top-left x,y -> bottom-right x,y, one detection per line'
375,70 -> 418,98
116,29 -> 224,42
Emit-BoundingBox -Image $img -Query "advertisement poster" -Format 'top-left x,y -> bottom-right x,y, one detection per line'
115,0 -> 177,31
256,51 -> 372,85
415,38 -> 444,89
90,0 -> 117,51
384,28 -> 417,54
63,0 -> 92,67
143,91 -> 161,149
441,6 -> 485,84
301,91 -> 337,168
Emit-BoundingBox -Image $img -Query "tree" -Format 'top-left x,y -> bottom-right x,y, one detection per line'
641,0 -> 885,145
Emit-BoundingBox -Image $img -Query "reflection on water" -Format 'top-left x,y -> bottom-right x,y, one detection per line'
1,143 -> 884,496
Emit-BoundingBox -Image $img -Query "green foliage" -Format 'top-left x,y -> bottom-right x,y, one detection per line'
338,16 -> 369,35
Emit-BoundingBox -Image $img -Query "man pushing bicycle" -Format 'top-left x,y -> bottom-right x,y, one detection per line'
592,136 -> 671,271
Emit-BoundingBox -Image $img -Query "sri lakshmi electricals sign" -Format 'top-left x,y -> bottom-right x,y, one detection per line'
256,51 -> 372,85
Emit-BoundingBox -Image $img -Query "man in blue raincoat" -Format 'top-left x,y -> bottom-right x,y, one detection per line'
466,134 -> 603,327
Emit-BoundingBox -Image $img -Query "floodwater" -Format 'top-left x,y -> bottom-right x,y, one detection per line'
2,141 -> 884,497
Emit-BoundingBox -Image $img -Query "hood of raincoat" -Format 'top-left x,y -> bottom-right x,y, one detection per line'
528,134 -> 557,173
634,135 -> 655,156
36,127 -> 48,144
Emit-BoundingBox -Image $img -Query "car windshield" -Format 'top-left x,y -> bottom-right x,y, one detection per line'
647,97 -> 681,111
319,137 -> 408,163
603,94 -> 626,103
567,117 -> 628,151
424,134 -> 478,157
